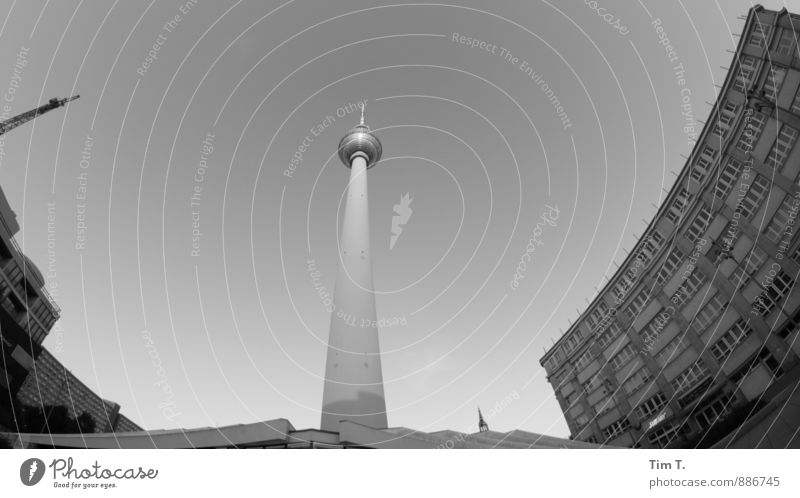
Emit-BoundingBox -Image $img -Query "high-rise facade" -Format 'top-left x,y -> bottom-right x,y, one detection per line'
540,6 -> 800,448
0,186 -> 59,404
0,185 -> 139,434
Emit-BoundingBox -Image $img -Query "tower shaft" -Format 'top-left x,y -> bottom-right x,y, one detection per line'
321,152 -> 387,431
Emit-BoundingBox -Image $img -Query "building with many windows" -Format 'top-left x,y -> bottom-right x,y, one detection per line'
15,349 -> 141,433
0,185 -> 139,435
0,185 -> 60,409
540,6 -> 800,449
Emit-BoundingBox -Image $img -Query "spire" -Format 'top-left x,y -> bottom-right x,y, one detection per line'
478,407 -> 489,432
359,101 -> 365,125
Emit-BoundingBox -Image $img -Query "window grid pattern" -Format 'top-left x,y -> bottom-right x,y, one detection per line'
656,248 -> 685,287
754,269 -> 795,317
711,318 -> 753,364
764,194 -> 797,243
654,333 -> 690,366
763,65 -> 786,101
637,392 -> 668,420
672,270 -> 707,308
609,343 -> 636,371
602,418 -> 631,441
692,293 -> 729,333
737,175 -> 771,219
671,360 -> 710,397
736,112 -> 767,153
665,188 -> 692,224
622,367 -> 652,395
766,124 -> 798,171
685,204 -> 712,243
733,55 -> 760,93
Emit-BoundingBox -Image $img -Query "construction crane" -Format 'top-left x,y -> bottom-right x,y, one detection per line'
0,95 -> 79,137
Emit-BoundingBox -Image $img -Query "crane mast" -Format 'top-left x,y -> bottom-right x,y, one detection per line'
0,95 -> 79,137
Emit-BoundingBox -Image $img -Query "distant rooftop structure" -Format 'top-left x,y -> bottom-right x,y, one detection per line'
4,419 -> 610,449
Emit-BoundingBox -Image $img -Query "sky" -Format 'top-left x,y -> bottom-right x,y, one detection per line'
2,0 -> 799,437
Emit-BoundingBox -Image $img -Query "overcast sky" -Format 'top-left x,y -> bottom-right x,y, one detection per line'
2,0 -> 798,437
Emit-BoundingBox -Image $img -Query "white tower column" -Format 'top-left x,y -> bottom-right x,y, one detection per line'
321,112 -> 387,432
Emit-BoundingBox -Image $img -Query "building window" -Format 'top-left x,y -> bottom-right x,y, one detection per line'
622,367 -> 652,395
583,372 -> 604,394
737,175 -> 771,219
587,301 -> 611,330
776,28 -> 797,56
711,318 -> 753,363
791,86 -> 800,115
575,413 -> 590,427
564,390 -> 579,408
712,102 -> 738,139
736,112 -> 767,153
602,418 -> 631,441
764,194 -> 798,243
665,188 -> 692,224
685,204 -> 712,243
609,343 -> 637,371
656,247 -> 685,287
671,270 -> 707,308
692,293 -> 728,333
640,309 -> 669,346
654,333 -> 689,366
637,392 -> 668,420
753,269 -> 795,317
695,393 -> 734,430
763,65 -> 786,101
691,146 -> 718,182
636,232 -> 665,267
709,176 -> 732,221
733,55 -> 760,93
766,124 -> 799,171
749,22 -> 772,48
730,349 -> 785,385
647,422 -> 685,448
741,244 -> 768,272
593,395 -> 616,416
575,349 -> 594,371
671,360 -> 710,398
597,322 -> 623,349
550,368 -> 570,388
625,288 -> 651,321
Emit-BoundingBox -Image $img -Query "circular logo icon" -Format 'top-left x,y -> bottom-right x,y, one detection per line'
20,458 -> 45,486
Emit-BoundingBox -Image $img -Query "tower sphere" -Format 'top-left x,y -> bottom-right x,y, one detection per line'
338,122 -> 382,169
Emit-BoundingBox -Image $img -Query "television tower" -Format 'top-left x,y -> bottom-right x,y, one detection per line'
320,105 -> 388,431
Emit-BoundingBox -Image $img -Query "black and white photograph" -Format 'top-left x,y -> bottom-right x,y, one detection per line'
0,1 -> 799,495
